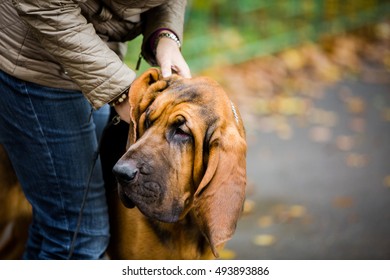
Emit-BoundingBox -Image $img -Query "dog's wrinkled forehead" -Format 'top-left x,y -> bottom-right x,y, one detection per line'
164,77 -> 227,117
168,79 -> 213,102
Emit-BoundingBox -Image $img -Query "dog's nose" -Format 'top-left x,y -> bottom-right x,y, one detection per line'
112,162 -> 139,184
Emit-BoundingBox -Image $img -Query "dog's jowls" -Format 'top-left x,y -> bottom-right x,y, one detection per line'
108,68 -> 247,259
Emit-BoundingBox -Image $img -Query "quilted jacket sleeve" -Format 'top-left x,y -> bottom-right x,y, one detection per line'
12,0 -> 136,110
141,0 -> 187,66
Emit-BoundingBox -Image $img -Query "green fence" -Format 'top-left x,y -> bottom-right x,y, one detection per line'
125,0 -> 390,73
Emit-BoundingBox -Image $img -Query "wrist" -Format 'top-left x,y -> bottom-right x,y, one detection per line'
109,88 -> 129,107
153,30 -> 181,54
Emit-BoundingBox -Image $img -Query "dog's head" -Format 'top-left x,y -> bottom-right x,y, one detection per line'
113,68 -> 246,257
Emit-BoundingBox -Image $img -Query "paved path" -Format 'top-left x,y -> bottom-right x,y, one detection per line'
224,63 -> 390,259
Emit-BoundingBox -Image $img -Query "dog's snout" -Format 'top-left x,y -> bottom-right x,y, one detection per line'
113,162 -> 138,184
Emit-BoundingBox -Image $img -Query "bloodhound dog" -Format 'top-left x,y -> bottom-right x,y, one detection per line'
105,68 -> 247,259
0,68 -> 246,260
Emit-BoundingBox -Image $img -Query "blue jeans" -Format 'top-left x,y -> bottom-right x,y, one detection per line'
0,70 -> 110,259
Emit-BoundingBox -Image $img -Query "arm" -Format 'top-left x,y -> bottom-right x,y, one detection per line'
13,0 -> 135,110
141,0 -> 190,78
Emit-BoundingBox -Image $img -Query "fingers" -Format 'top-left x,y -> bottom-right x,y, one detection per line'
161,60 -> 191,79
156,37 -> 192,79
160,62 -> 172,78
171,61 -> 191,78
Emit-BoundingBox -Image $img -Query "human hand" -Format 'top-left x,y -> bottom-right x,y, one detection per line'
113,97 -> 131,124
155,33 -> 191,78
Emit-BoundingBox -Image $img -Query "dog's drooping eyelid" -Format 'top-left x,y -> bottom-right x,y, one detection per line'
174,126 -> 191,141
170,116 -> 192,142
144,117 -> 151,130
174,127 -> 190,139
144,108 -> 154,129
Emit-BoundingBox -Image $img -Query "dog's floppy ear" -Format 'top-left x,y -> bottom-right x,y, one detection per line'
128,68 -> 167,146
193,121 -> 247,258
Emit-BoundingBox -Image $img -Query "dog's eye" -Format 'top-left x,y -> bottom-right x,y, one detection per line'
144,114 -> 154,129
172,124 -> 192,142
145,117 -> 152,129
169,115 -> 192,143
175,127 -> 190,138
144,109 -> 154,129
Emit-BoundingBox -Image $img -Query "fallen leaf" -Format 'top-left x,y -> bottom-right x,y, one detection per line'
301,215 -> 314,225
218,248 -> 236,260
383,175 -> 390,188
289,205 -> 307,218
253,99 -> 270,115
276,97 -> 311,116
384,54 -> 390,69
382,108 -> 390,122
243,199 -> 255,215
346,153 -> 367,167
375,22 -> 390,40
308,108 -> 338,127
309,126 -> 332,143
271,204 -> 291,222
333,196 -> 354,208
336,135 -> 354,151
317,64 -> 341,82
281,49 -> 306,71
253,234 -> 276,247
257,216 -> 274,228
345,96 -> 366,114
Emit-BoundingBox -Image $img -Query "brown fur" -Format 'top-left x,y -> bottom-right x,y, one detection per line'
0,145 -> 31,259
0,68 -> 247,260
108,69 -> 247,259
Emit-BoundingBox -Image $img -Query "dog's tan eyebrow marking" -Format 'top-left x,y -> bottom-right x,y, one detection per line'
230,101 -> 239,124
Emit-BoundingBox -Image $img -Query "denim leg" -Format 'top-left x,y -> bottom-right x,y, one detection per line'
92,104 -> 110,142
0,70 -> 110,259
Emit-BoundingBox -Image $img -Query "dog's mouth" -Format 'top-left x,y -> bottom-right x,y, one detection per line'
120,180 -> 162,203
118,187 -> 135,208
113,160 -> 185,223
118,182 -> 183,223
113,160 -> 159,209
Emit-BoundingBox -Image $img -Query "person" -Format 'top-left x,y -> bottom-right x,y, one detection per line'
0,0 -> 191,259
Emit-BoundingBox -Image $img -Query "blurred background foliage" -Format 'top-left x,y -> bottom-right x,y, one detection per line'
125,0 -> 390,73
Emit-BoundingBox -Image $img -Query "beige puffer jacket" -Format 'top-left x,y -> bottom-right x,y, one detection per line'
0,0 -> 186,109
